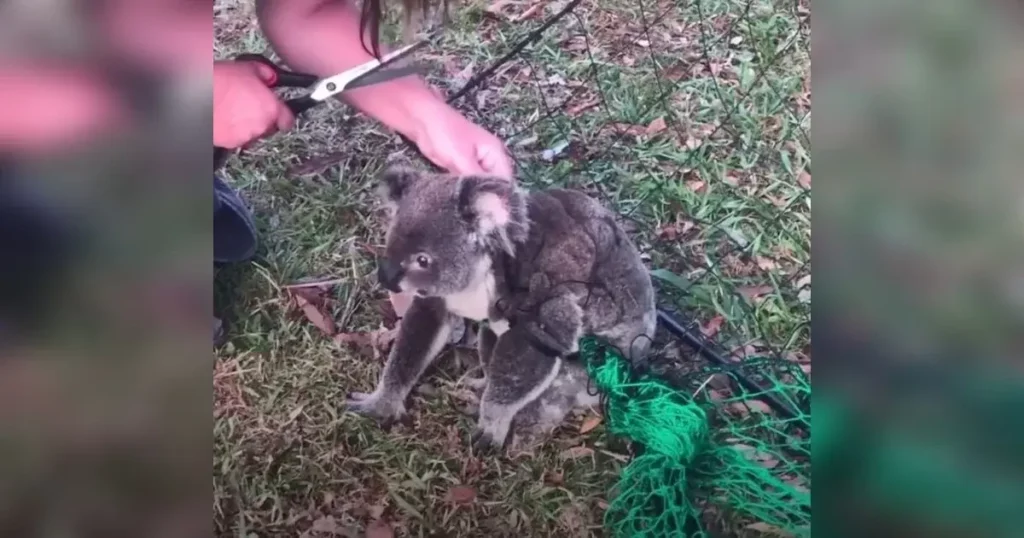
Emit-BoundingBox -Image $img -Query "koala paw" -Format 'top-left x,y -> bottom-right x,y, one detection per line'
344,391 -> 407,427
470,426 -> 509,454
461,375 -> 488,390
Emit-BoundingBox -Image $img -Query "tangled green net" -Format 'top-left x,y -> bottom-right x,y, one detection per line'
578,337 -> 811,537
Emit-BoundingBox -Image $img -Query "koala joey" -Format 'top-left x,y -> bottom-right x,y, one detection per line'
346,167 -> 657,452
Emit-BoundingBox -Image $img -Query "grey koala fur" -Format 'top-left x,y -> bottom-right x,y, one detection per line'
346,167 -> 657,452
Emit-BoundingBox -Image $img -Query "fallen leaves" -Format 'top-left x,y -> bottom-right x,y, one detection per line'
579,414 -> 603,434
515,0 -> 547,21
364,520 -> 394,538
566,96 -> 601,117
737,285 -> 774,303
728,399 -> 773,415
445,485 -> 477,505
745,522 -> 789,535
285,282 -> 338,337
656,217 -> 694,241
754,255 -> 778,271
797,170 -> 811,189
700,315 -> 725,339
683,170 -> 706,193
484,0 -> 547,22
558,446 -> 595,460
334,331 -> 371,350
645,116 -> 667,135
544,470 -> 565,485
483,0 -> 518,17
335,325 -> 398,359
294,293 -> 336,336
796,274 -> 811,303
731,443 -> 782,470
609,122 -> 647,137
310,515 -> 342,534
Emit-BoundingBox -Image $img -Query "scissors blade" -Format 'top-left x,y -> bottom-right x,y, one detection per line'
343,65 -> 423,90
308,39 -> 432,100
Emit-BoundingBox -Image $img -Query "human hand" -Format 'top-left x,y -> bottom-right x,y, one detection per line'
213,60 -> 295,149
412,101 -> 514,180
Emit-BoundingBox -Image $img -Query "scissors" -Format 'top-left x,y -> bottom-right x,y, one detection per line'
214,39 -> 429,167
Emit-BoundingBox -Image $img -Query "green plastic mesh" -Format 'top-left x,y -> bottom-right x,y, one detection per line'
578,336 -> 811,537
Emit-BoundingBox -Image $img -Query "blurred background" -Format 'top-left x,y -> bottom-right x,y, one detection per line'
816,0 -> 1024,535
0,0 -> 211,535
1,0 -> 1023,535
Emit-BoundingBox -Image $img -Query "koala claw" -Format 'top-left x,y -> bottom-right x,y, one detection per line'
344,391 -> 407,426
470,428 -> 507,454
462,375 -> 488,390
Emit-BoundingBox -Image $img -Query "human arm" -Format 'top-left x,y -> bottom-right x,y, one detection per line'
255,0 -> 513,178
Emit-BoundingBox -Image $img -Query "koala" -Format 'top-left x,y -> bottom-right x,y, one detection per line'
345,167 -> 657,452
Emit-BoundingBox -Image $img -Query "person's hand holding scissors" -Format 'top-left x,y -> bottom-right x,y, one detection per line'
213,60 -> 296,150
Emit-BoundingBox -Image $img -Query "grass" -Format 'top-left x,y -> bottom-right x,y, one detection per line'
213,0 -> 810,536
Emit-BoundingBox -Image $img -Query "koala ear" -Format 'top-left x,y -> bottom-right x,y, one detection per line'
378,166 -> 420,204
457,176 -> 515,234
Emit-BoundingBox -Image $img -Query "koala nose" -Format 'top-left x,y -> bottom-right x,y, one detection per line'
377,259 -> 405,293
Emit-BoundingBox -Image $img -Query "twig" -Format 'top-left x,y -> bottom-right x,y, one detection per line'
515,1 -> 547,21
282,277 -> 346,289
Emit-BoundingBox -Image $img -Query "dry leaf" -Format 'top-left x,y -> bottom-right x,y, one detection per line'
290,285 -> 330,306
728,344 -> 760,360
729,399 -> 773,415
364,520 -> 393,538
377,299 -> 399,329
445,485 -> 477,505
657,223 -> 679,241
723,171 -> 741,186
700,315 -> 725,338
797,170 -> 811,189
453,60 -> 476,86
294,293 -> 336,336
558,446 -> 595,460
765,194 -> 788,208
738,285 -> 773,302
335,332 -> 372,352
545,470 -> 564,485
558,504 -> 587,534
311,515 -> 340,533
707,389 -> 728,402
796,274 -> 811,289
370,326 -> 398,357
645,116 -> 667,135
685,179 -> 706,192
579,415 -> 603,434
610,123 -> 646,137
754,256 -> 778,271
483,0 -> 518,18
745,522 -> 787,535
566,97 -> 600,117
515,1 -> 546,21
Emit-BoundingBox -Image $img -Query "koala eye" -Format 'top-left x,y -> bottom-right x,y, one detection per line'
415,255 -> 431,269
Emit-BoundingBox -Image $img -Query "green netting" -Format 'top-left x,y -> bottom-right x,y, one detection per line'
578,337 -> 811,537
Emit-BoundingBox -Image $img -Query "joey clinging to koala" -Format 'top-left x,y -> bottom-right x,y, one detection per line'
346,166 -> 657,451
